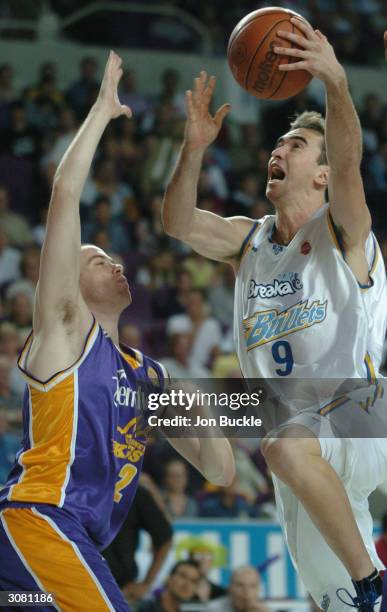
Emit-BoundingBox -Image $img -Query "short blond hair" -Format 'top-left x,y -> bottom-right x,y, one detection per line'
290,111 -> 327,165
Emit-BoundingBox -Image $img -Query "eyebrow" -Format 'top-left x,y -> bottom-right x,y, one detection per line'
87,254 -> 113,265
275,135 -> 308,148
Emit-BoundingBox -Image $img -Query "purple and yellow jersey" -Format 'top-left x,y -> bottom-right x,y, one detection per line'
0,319 -> 167,550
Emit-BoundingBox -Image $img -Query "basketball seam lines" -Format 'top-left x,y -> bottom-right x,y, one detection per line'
243,18 -> 289,95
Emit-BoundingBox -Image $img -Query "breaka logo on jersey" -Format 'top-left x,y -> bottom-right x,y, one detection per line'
243,299 -> 327,350
248,272 -> 303,300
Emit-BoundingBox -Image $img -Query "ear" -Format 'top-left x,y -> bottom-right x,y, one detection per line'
314,165 -> 329,191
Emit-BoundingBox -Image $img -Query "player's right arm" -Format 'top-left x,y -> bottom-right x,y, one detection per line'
162,71 -> 256,268
28,52 -> 131,377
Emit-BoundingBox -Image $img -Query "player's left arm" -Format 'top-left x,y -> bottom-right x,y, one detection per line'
275,19 -> 371,284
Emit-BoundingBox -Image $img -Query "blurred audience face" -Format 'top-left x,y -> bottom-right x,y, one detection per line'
186,290 -> 205,321
96,159 -> 116,184
81,57 -> 98,80
176,270 -> 193,293
0,187 -> 9,213
119,324 -> 142,349
95,200 -> 111,225
0,356 -> 12,394
191,550 -> 214,577
164,459 -> 188,494
171,333 -> 191,365
166,562 -> 200,602
0,228 -> 8,252
21,247 -> 40,283
229,567 -> 261,612
8,292 -> 33,327
0,323 -> 20,357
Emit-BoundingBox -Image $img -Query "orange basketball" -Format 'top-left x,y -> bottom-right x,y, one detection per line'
227,7 -> 313,100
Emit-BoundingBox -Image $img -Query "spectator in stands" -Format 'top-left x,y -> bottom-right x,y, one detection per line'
231,440 -> 270,505
119,323 -> 142,351
152,268 -> 193,320
209,264 -> 235,330
103,484 -> 173,603
158,68 -> 186,117
0,64 -> 15,103
5,289 -> 33,341
0,228 -> 21,286
375,511 -> 387,567
167,289 -> 222,370
1,100 -> 40,160
161,332 -> 210,378
206,566 -> 269,612
162,458 -> 198,519
187,542 -> 226,602
0,322 -> 24,400
82,196 -> 129,253
5,245 -> 40,305
198,478 -> 255,519
0,409 -> 21,485
0,186 -> 33,247
41,106 -> 77,185
82,157 -> 134,216
67,56 -> 99,119
138,560 -> 201,612
182,252 -> 216,290
0,355 -> 21,415
119,69 -> 152,118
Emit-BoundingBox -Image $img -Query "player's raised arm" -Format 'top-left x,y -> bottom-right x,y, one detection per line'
162,71 -> 255,267
275,20 -> 371,284
35,51 -> 131,332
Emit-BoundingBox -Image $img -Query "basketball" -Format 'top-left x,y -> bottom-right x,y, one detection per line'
227,7 -> 313,100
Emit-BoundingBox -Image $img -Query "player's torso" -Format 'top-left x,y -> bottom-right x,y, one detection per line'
234,206 -> 386,381
0,321 -> 163,548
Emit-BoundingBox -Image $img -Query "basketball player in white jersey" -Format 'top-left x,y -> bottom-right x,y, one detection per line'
162,19 -> 387,612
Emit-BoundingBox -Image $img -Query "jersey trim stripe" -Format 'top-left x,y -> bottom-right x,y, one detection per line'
7,386 -> 33,502
9,374 -> 76,504
17,317 -> 99,392
364,352 -> 376,383
1,510 -> 61,611
319,395 -> 350,416
60,370 -> 78,507
239,221 -> 260,261
31,508 -> 115,611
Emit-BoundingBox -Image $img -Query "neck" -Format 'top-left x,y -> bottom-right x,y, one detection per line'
92,309 -> 121,346
273,199 -> 324,245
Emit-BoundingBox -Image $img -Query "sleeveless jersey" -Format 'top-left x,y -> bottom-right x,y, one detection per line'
0,320 -> 167,550
234,205 -> 386,385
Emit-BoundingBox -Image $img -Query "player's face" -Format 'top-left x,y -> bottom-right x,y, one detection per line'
167,565 -> 200,601
266,128 -> 328,203
79,246 -> 131,309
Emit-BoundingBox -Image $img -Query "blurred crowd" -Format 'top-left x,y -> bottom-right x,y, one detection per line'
1,0 -> 386,64
0,49 -> 386,519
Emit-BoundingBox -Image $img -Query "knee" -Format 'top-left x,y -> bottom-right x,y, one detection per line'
262,435 -> 321,483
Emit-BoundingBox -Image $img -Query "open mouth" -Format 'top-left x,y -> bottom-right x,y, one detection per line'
269,165 -> 286,182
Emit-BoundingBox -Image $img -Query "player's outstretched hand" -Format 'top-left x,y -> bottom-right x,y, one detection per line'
96,50 -> 132,120
184,71 -> 230,152
274,18 -> 345,87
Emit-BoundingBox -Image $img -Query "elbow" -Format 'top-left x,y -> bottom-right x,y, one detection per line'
206,461 -> 236,487
161,213 -> 187,241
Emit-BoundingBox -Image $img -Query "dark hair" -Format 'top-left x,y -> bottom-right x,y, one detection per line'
289,111 -> 327,165
169,560 -> 200,577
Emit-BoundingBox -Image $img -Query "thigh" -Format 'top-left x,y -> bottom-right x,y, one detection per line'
0,507 -> 130,612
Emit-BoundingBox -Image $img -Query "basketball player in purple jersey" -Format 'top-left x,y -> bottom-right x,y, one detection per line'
0,52 -> 235,611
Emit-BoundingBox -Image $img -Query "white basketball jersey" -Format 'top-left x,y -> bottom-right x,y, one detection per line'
234,205 -> 386,383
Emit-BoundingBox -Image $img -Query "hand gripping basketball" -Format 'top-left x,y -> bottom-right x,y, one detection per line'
275,18 -> 345,87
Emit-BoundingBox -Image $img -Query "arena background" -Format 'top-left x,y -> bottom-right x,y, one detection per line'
0,1 -> 386,610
